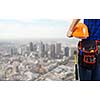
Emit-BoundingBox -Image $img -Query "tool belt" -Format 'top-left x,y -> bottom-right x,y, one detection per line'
78,40 -> 100,70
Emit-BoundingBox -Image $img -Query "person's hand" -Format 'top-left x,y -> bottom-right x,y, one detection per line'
67,30 -> 73,38
66,19 -> 80,38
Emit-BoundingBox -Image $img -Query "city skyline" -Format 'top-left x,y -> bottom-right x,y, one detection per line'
0,39 -> 76,81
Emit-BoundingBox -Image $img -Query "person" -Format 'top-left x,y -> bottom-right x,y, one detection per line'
67,19 -> 100,81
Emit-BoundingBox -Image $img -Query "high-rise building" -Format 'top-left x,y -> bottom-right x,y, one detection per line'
29,42 -> 34,51
65,47 -> 69,57
39,41 -> 45,57
55,43 -> 61,58
45,44 -> 49,57
33,43 -> 37,52
50,44 -> 55,59
11,48 -> 18,56
11,48 -> 13,55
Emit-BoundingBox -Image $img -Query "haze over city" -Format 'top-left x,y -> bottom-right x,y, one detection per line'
0,19 -> 79,81
0,19 -> 71,40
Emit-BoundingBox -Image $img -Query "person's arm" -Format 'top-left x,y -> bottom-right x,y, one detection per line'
67,19 -> 80,37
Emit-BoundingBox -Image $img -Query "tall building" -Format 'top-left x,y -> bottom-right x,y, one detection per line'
45,44 -> 49,57
65,47 -> 69,57
39,41 -> 45,57
11,48 -> 13,56
55,43 -> 61,58
11,48 -> 18,56
29,42 -> 34,51
50,44 -> 55,59
33,43 -> 37,52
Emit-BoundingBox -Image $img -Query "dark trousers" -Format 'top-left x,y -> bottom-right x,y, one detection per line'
78,53 -> 100,81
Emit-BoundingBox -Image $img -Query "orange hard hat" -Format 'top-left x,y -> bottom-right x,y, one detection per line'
72,23 -> 89,39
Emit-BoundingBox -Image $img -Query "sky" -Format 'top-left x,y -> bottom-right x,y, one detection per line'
0,19 -> 71,40
0,0 -> 83,40
0,0 -> 88,40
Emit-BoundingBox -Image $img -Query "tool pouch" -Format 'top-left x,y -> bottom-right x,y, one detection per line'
78,40 -> 98,70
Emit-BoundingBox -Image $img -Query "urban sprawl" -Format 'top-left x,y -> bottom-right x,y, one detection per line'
0,39 -> 77,81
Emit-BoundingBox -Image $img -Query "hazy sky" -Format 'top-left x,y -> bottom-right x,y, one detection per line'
0,0 -> 85,40
0,19 -> 71,40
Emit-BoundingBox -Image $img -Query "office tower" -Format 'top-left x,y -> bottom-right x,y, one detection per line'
11,48 -> 18,55
56,43 -> 61,58
39,41 -> 45,57
33,43 -> 37,52
65,47 -> 69,57
50,44 -> 55,59
45,44 -> 49,57
29,42 -> 34,51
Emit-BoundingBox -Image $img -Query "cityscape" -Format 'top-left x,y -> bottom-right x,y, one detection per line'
0,38 -> 78,81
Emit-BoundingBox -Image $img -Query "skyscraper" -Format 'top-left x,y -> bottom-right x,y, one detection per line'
50,44 -> 55,59
45,44 -> 49,57
29,42 -> 34,51
10,48 -> 18,56
56,43 -> 61,58
39,41 -> 45,57
65,47 -> 69,57
33,43 -> 37,52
